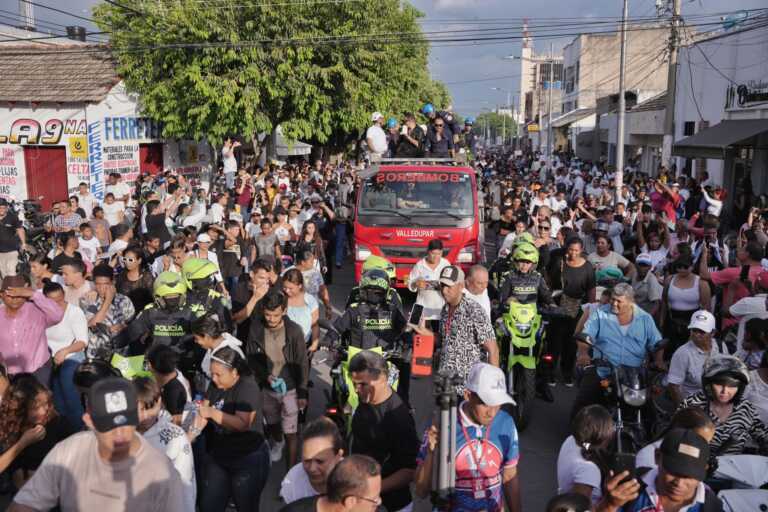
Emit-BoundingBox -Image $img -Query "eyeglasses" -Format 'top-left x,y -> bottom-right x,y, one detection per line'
353,495 -> 382,507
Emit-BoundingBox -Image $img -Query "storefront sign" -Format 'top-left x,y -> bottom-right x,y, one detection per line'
87,121 -> 104,200
725,80 -> 768,110
0,146 -> 24,199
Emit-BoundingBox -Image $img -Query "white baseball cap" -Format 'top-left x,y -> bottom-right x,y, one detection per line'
371,112 -> 384,122
688,309 -> 716,333
465,363 -> 515,406
636,253 -> 653,266
196,233 -> 212,243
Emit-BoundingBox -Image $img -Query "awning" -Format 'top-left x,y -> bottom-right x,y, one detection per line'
551,108 -> 595,128
672,119 -> 768,159
276,133 -> 312,156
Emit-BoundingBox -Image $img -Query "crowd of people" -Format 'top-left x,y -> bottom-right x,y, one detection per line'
0,117 -> 766,512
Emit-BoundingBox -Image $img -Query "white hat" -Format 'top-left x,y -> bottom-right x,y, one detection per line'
196,233 -> 212,243
636,253 -> 653,266
688,310 -> 716,334
465,363 -> 515,406
371,112 -> 384,122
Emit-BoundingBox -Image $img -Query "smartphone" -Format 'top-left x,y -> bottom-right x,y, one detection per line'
612,452 -> 636,484
409,304 -> 424,326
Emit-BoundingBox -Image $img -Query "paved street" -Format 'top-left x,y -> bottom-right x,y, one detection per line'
260,256 -> 578,511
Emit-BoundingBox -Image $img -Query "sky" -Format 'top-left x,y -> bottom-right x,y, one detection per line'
1,0 -> 764,117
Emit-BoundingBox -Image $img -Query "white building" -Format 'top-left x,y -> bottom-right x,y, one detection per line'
672,16 -> 768,194
0,43 -> 212,209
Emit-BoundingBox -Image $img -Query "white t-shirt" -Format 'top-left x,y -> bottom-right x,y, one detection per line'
366,125 -> 388,155
668,340 -> 723,399
587,251 -> 630,272
46,304 -> 88,360
106,182 -> 131,207
101,201 -> 125,226
745,369 -> 768,425
13,431 -> 185,512
78,236 -> 101,263
556,435 -> 602,505
463,288 -> 491,320
408,258 -> 450,321
222,147 -> 237,174
142,412 -> 196,512
635,439 -> 662,469
280,462 -> 319,504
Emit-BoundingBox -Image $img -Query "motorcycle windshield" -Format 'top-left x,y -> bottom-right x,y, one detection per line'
617,365 -> 645,390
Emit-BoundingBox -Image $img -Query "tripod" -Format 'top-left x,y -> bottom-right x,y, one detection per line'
431,372 -> 462,511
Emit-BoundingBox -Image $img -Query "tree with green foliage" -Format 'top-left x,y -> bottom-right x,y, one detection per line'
473,111 -> 518,145
93,0 -> 450,154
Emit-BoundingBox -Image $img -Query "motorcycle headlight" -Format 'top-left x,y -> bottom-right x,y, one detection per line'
515,323 -> 532,335
621,385 -> 647,407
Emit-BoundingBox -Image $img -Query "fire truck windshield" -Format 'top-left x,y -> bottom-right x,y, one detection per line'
358,171 -> 474,218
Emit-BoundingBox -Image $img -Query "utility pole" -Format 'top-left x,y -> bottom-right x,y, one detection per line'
661,0 -> 682,174
615,0 -> 629,202
501,105 -> 506,147
546,42 -> 554,170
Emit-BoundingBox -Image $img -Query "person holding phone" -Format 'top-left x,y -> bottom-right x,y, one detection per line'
408,239 -> 450,329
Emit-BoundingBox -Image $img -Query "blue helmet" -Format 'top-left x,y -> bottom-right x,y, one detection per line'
465,116 -> 475,126
386,117 -> 398,129
422,103 -> 435,115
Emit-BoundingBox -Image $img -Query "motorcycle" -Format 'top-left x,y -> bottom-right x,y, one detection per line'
575,333 -> 658,453
322,325 -> 403,437
713,455 -> 768,511
495,298 -> 554,431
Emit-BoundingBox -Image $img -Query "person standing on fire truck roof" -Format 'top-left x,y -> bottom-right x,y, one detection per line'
408,239 -> 451,324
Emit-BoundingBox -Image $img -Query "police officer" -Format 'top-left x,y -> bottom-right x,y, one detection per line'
181,258 -> 233,332
345,255 -> 403,312
326,269 -> 410,400
115,272 -> 205,379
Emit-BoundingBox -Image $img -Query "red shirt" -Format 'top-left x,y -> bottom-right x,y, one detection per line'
711,264 -> 763,327
650,190 -> 680,222
236,179 -> 253,207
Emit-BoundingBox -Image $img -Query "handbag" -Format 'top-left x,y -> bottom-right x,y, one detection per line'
558,259 -> 582,318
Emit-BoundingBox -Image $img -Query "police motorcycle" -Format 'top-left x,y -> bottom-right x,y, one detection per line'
493,239 -> 563,429
574,333 -> 665,453
322,269 -> 408,436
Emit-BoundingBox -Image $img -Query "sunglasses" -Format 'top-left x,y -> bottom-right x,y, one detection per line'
125,257 -> 137,263
435,123 -> 444,127
540,225 -> 551,230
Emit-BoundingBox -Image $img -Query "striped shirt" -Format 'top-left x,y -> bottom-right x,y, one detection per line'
680,392 -> 768,455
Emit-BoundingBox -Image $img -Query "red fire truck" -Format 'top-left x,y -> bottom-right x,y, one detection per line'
353,158 -> 483,287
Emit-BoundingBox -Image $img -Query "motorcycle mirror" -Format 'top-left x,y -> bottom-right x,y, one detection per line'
574,333 -> 594,346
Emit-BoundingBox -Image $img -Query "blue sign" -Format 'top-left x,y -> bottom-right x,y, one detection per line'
87,121 -> 104,200
104,116 -> 163,142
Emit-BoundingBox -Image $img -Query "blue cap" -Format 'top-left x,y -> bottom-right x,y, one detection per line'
422,103 -> 435,115
386,117 -> 398,129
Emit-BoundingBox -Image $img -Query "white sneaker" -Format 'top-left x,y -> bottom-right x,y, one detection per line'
269,440 -> 285,462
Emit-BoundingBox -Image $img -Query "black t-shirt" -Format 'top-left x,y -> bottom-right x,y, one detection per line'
497,218 -> 515,235
0,212 -> 21,253
205,375 -> 264,461
279,496 -> 318,512
10,415 -> 73,472
547,252 -> 596,300
146,213 -> 171,247
350,391 -> 419,511
162,375 -> 188,417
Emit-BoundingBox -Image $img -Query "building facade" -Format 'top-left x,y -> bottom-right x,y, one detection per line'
672,17 -> 768,194
0,44 -> 211,209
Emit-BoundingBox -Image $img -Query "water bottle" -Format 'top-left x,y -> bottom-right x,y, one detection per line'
181,393 -> 204,432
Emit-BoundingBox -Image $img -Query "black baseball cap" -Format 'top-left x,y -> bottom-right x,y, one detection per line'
87,377 -> 139,433
659,429 -> 710,481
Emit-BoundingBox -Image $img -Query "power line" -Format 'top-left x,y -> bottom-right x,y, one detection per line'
443,74 -> 521,86
18,0 -> 96,24
0,8 -> 73,29
0,16 -> 747,55
102,0 -> 145,17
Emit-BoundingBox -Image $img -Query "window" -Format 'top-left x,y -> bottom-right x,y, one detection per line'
683,121 -> 695,136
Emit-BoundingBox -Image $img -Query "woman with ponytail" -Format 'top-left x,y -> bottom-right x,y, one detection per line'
557,405 -> 615,505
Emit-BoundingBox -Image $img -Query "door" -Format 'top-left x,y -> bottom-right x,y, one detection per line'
24,146 -> 68,211
139,143 -> 163,175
